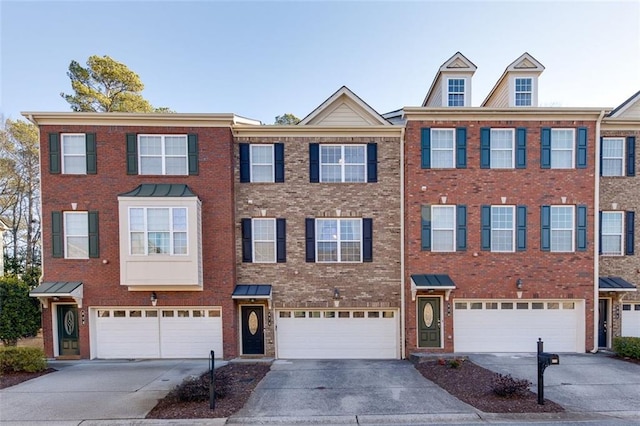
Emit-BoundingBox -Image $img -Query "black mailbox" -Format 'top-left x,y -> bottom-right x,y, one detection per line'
537,339 -> 559,405
539,352 -> 560,368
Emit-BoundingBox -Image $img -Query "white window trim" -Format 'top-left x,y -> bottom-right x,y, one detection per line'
250,144 -> 275,183
138,134 -> 188,176
550,205 -> 575,253
490,205 -> 515,252
431,205 -> 456,253
64,211 -> 88,259
601,137 -> 625,177
551,128 -> 576,169
490,128 -> 515,169
601,211 -> 624,256
252,218 -> 276,263
513,77 -> 534,107
61,133 -> 87,175
319,145 -> 367,183
128,206 -> 189,256
316,218 -> 363,263
430,128 -> 456,169
447,78 -> 466,107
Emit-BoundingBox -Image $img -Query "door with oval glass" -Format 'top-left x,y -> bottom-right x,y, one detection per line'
241,305 -> 264,355
418,297 -> 441,348
57,305 -> 80,356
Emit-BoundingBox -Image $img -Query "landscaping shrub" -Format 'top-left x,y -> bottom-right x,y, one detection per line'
612,336 -> 640,360
173,372 -> 227,402
447,358 -> 464,369
491,373 -> 531,397
0,347 -> 47,373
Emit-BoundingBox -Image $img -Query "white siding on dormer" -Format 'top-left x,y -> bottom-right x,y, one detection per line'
309,102 -> 377,126
616,101 -> 640,119
484,78 -> 509,108
427,79 -> 443,107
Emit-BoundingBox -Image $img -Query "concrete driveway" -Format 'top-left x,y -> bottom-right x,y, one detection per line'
469,352 -> 640,421
228,359 -> 479,424
0,359 -> 210,424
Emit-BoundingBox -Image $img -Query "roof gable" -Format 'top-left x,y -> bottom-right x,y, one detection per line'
423,52 -> 477,107
608,90 -> 640,118
482,52 -> 545,107
299,86 -> 389,126
506,52 -> 545,72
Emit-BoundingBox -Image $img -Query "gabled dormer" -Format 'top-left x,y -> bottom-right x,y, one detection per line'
298,86 -> 389,126
482,53 -> 545,107
607,90 -> 640,119
423,52 -> 477,107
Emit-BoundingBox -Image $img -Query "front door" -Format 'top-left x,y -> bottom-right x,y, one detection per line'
598,299 -> 609,347
241,305 -> 264,355
418,297 -> 441,348
57,305 -> 80,356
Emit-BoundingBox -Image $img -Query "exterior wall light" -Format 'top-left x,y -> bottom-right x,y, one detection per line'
150,292 -> 157,306
516,279 -> 523,290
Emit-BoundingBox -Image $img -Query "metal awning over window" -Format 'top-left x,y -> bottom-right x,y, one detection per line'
30,281 -> 83,308
599,277 -> 637,292
232,285 -> 272,308
410,274 -> 456,301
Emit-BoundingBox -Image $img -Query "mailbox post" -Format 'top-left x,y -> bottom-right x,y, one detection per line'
537,338 -> 559,405
209,350 -> 215,410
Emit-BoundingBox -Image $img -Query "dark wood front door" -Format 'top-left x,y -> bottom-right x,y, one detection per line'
598,299 -> 609,347
57,305 -> 80,356
241,305 -> 264,355
418,297 -> 441,348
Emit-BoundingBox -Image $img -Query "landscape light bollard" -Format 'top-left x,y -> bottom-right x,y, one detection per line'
209,350 -> 215,410
537,338 -> 559,405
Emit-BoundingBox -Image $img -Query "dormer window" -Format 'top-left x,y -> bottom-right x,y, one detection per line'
447,79 -> 465,107
514,78 -> 533,106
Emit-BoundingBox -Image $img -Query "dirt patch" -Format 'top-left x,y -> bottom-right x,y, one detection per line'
0,368 -> 56,389
415,359 -> 563,413
146,363 -> 270,419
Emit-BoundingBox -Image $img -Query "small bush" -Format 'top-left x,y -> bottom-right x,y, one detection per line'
0,347 -> 47,373
612,336 -> 640,360
173,372 -> 227,402
491,373 -> 531,397
447,358 -> 464,369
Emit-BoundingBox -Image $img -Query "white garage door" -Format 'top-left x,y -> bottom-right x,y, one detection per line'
276,309 -> 399,359
454,300 -> 584,353
622,303 -> 640,337
93,307 -> 223,359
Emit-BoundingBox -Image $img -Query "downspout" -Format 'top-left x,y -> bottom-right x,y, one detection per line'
400,125 -> 406,359
592,110 -> 605,353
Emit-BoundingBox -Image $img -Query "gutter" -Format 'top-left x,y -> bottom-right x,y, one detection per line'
400,126 -> 406,359
591,109 -> 605,353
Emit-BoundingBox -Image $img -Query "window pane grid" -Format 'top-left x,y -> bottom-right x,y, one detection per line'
431,129 -> 455,168
61,134 -> 87,174
514,78 -> 532,106
253,219 -> 276,262
551,129 -> 574,169
432,206 -> 455,252
320,145 -> 366,182
602,138 -> 624,176
491,206 -> 515,252
448,79 -> 465,106
138,135 -> 188,175
250,145 -> 275,182
601,212 -> 623,256
129,207 -> 188,255
316,219 -> 362,262
490,129 -> 515,169
550,206 -> 574,252
64,212 -> 88,258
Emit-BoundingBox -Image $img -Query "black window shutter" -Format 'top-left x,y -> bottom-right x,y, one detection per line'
456,205 -> 467,251
49,133 -> 61,174
126,134 -> 138,175
627,137 -> 636,176
598,211 -> 603,255
516,128 -> 527,169
363,218 -> 373,262
541,206 -> 551,251
576,127 -> 588,169
456,128 -> 467,169
276,218 -> 286,262
576,205 -> 587,251
481,205 -> 491,250
516,205 -> 527,251
88,211 -> 99,258
540,128 -> 551,169
188,134 -> 198,175
626,211 -> 635,255
599,138 -> 604,177
86,133 -> 97,174
239,144 -> 250,182
241,219 -> 252,262
480,128 -> 491,169
309,144 -> 319,183
367,143 -> 377,182
305,218 -> 315,262
52,211 -> 63,258
421,128 -> 430,169
275,143 -> 285,183
421,205 -> 431,250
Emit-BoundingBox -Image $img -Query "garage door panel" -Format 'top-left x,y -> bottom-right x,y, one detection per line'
622,304 -> 640,337
95,311 -> 160,358
160,316 -> 223,358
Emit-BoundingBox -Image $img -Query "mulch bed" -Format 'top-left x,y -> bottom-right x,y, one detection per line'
146,363 -> 270,419
0,368 -> 56,390
415,359 -> 564,413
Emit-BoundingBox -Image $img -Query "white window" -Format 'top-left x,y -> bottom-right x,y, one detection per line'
514,78 -> 532,106
491,206 -> 515,252
64,212 -> 88,258
138,135 -> 188,175
602,138 -> 624,177
431,129 -> 455,168
447,78 -> 465,107
431,205 -> 455,252
551,206 -> 574,252
551,129 -> 575,169
129,207 -> 188,255
250,145 -> 274,182
601,211 -> 623,256
320,145 -> 366,183
61,134 -> 86,174
490,129 -> 515,169
316,219 -> 361,262
252,218 -> 276,262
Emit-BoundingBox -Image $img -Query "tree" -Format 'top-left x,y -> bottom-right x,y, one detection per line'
274,113 -> 300,125
0,276 -> 41,346
60,55 -> 171,113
